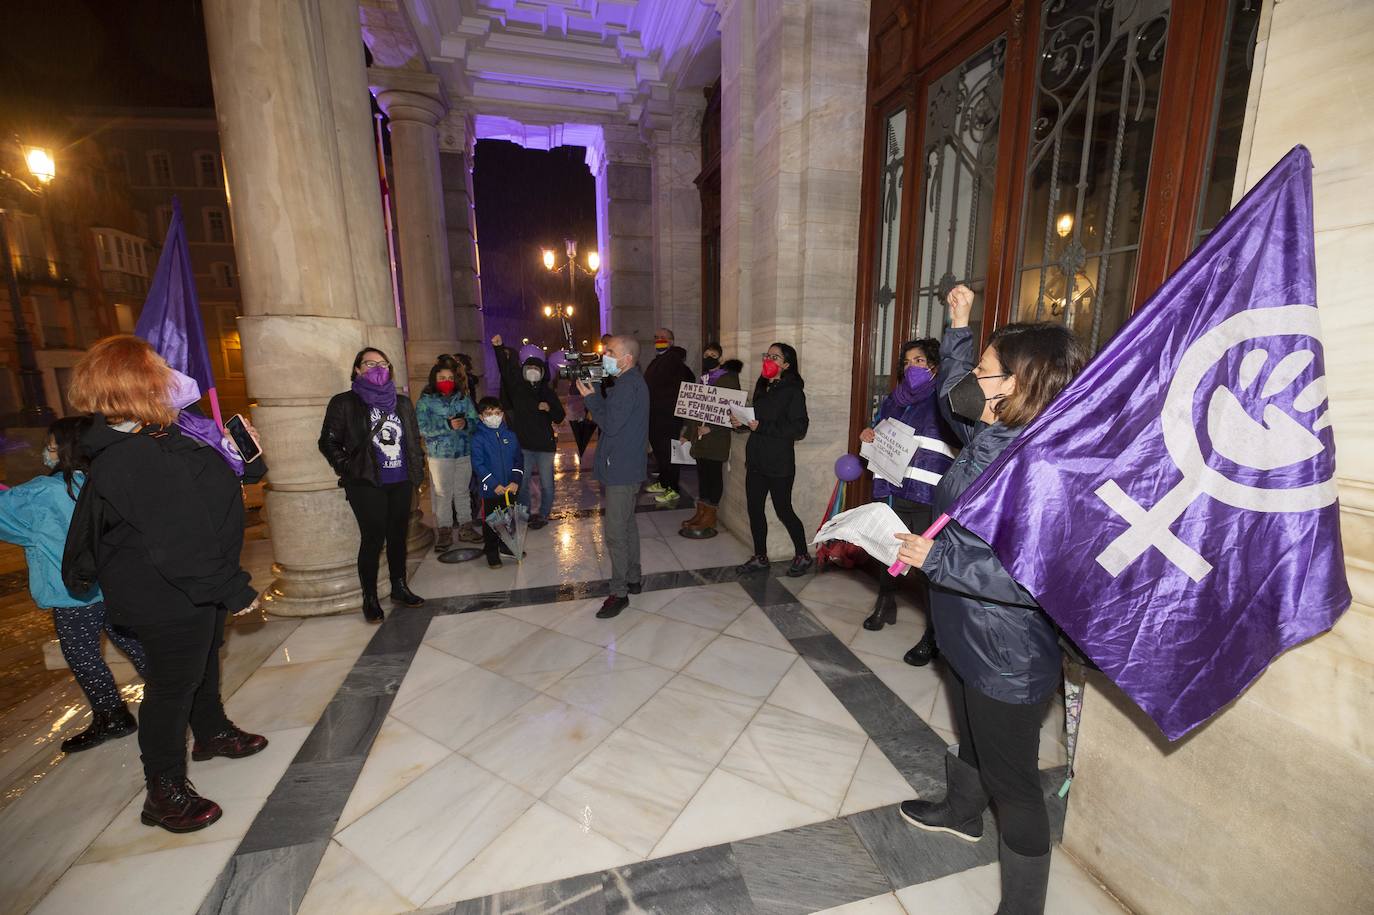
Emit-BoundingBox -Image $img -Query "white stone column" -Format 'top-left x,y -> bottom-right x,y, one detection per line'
204,0 -> 370,616
647,97 -> 707,360
589,125 -> 656,344
371,69 -> 462,394
713,0 -> 870,556
438,111 -> 486,388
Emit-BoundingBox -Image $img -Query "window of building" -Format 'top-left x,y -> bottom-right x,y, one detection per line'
113,303 -> 137,333
148,151 -> 173,186
203,207 -> 229,244
156,206 -> 174,242
217,307 -> 244,378
195,151 -> 221,189
34,294 -> 77,349
212,262 -> 236,289
95,232 -> 112,269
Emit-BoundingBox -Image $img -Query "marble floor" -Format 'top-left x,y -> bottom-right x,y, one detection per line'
0,452 -> 1125,914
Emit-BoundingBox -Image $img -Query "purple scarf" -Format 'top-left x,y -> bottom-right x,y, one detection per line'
352,373 -> 397,412
703,366 -> 729,385
891,366 -> 935,407
175,411 -> 246,476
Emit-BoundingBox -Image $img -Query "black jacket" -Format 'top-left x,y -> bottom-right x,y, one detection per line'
743,374 -> 808,477
494,345 -> 566,452
62,418 -> 258,625
921,327 -> 1061,705
643,346 -> 696,435
318,390 -> 424,487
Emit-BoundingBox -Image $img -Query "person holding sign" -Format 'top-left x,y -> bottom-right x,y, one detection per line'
731,343 -> 813,577
891,285 -> 1086,915
858,339 -> 955,667
679,343 -> 743,539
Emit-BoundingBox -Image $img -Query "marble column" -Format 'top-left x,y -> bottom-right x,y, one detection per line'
438,111 -> 487,393
204,0 -> 371,616
712,0 -> 870,556
589,125 -> 656,344
647,97 -> 707,360
370,69 -> 462,395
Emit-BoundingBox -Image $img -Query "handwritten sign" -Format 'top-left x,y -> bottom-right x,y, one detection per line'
860,418 -> 920,484
674,382 -> 749,427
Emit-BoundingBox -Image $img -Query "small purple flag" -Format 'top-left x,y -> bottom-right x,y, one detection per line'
135,197 -> 223,426
948,146 -> 1349,740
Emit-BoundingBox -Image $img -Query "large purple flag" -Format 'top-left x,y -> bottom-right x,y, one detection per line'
948,146 -> 1349,740
135,197 -> 222,426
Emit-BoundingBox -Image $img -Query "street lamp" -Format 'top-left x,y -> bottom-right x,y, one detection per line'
1,140 -> 58,426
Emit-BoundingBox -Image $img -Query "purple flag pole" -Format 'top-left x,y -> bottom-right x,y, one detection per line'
135,197 -> 223,428
943,146 -> 1349,740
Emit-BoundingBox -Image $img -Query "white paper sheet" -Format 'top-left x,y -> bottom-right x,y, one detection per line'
810,502 -> 910,566
862,418 -> 920,484
730,404 -> 756,424
670,439 -> 696,465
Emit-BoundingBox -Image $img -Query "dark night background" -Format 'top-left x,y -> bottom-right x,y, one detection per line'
1,0 -> 602,358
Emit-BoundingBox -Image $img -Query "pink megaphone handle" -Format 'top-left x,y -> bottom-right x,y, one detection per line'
887,512 -> 952,577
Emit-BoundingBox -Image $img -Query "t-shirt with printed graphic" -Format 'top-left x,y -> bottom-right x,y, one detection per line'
370,406 -> 409,484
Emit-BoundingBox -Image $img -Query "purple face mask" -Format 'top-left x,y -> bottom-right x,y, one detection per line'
360,364 -> 391,386
904,364 -> 933,389
168,369 -> 202,409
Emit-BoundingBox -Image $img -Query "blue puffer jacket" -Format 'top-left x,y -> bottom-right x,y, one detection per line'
416,391 -> 479,459
583,365 -> 649,485
470,421 -> 524,497
0,473 -> 101,608
870,377 -> 956,506
921,326 -> 1062,705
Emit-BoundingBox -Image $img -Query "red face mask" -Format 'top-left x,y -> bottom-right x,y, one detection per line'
436,380 -> 457,395
761,359 -> 781,379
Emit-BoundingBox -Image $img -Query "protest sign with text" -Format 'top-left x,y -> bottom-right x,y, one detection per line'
674,382 -> 749,427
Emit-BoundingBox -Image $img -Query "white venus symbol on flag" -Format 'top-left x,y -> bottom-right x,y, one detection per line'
1094,303 -> 1337,582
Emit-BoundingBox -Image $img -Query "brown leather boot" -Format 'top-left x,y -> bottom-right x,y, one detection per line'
680,505 -> 718,539
141,775 -> 222,833
436,526 -> 453,549
680,504 -> 707,529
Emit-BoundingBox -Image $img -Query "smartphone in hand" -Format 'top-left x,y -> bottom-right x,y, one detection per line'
225,413 -> 263,463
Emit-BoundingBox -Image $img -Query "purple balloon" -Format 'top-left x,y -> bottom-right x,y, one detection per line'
548,350 -> 569,370
518,344 -> 544,364
834,453 -> 864,482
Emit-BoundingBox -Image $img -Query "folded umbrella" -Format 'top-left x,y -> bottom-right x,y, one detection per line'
485,492 -> 529,561
570,419 -> 596,457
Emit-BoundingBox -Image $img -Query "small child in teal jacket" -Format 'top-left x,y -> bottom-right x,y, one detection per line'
0,417 -> 147,753
470,397 -> 524,568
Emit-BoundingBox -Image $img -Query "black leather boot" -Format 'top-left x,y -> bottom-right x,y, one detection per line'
362,587 -> 385,623
903,627 -> 938,666
863,592 -> 898,631
61,705 -> 138,754
994,838 -> 1051,914
898,752 -> 988,842
390,578 -> 425,607
141,774 -> 222,833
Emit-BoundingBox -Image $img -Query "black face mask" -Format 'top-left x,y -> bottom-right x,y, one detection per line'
702,356 -> 720,372
948,370 -> 1008,422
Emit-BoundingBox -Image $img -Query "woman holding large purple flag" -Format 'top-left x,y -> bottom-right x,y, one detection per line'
891,286 -> 1086,915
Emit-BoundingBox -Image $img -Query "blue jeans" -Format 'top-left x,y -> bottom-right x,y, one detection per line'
518,450 -> 556,517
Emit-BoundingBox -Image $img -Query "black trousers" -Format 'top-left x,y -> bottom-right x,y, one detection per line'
345,481 -> 412,592
697,458 -> 724,506
745,468 -> 809,557
949,673 -> 1051,857
132,606 -> 231,782
650,423 -> 681,490
879,497 -> 933,598
481,495 -> 509,562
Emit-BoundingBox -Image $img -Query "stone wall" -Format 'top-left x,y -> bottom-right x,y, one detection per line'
1061,1 -> 1374,911
715,0 -> 871,556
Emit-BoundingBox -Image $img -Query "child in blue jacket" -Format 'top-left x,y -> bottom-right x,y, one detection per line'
0,416 -> 147,753
470,397 -> 524,568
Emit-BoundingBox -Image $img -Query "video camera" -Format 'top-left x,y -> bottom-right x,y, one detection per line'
554,312 -> 605,382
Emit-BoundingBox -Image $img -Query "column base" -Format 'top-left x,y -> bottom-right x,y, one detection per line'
260,561 -> 368,618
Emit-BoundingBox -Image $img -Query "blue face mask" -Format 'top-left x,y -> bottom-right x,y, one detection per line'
602,354 -> 620,376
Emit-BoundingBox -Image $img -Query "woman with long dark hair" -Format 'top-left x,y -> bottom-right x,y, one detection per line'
319,348 -> 426,622
731,341 -> 813,577
64,335 -> 267,834
0,415 -> 147,754
893,285 -> 1088,915
416,360 -> 480,549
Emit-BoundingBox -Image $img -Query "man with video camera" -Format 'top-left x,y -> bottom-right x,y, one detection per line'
575,335 -> 648,619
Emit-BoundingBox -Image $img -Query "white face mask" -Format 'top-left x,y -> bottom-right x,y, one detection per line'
481,413 -> 503,429
523,367 -> 542,383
